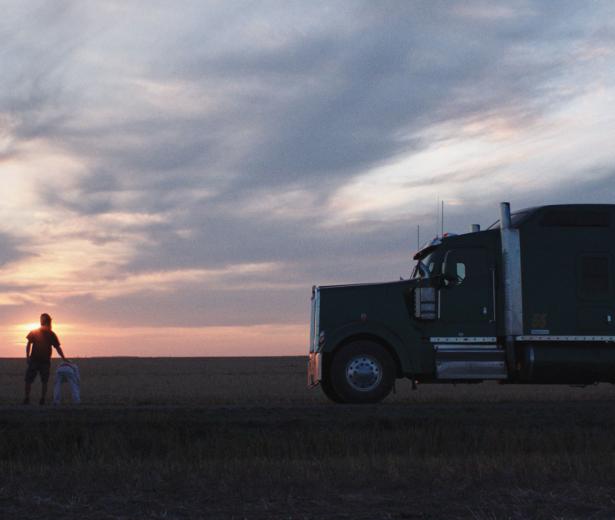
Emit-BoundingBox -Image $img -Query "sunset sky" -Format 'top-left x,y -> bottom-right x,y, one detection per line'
2,1 -> 615,357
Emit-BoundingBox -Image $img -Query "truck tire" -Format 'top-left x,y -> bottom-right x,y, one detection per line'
329,340 -> 396,404
319,376 -> 343,403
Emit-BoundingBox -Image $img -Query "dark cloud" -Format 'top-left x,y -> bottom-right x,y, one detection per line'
0,2 -> 88,145
26,0 -> 597,201
0,232 -> 27,267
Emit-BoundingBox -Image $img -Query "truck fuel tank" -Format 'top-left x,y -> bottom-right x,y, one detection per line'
522,344 -> 615,384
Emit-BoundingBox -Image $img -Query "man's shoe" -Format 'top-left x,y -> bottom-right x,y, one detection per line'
39,398 -> 45,405
23,398 -> 30,405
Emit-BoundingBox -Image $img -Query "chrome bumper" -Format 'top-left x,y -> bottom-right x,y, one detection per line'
307,352 -> 322,387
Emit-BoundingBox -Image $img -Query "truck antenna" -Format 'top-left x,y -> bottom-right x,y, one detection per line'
417,224 -> 420,252
441,200 -> 444,236
436,197 -> 440,238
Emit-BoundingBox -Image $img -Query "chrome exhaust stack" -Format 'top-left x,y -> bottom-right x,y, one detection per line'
500,202 -> 523,374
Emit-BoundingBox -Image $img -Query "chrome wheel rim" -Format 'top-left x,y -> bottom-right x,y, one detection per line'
345,355 -> 382,392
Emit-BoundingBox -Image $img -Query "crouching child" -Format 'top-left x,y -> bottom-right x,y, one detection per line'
53,361 -> 81,405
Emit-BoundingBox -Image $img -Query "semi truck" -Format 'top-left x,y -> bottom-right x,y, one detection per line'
308,203 -> 615,403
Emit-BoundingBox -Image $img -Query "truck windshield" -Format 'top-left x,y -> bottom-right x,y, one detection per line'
412,252 -> 437,279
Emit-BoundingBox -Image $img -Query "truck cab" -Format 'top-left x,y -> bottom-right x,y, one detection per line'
308,203 -> 615,403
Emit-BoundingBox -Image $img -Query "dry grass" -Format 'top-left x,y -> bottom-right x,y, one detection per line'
2,357 -> 615,519
1,356 -> 615,405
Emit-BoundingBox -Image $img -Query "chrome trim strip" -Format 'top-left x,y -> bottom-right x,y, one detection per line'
430,337 -> 497,343
435,344 -> 498,351
309,290 -> 316,354
490,267 -> 497,323
516,335 -> 615,341
435,360 -> 507,380
309,289 -> 321,353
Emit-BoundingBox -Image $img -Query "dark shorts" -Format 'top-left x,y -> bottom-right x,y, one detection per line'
25,360 -> 50,384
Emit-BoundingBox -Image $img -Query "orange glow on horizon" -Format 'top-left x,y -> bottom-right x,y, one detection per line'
0,323 -> 307,358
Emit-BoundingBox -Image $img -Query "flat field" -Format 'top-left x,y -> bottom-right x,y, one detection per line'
2,357 -> 615,519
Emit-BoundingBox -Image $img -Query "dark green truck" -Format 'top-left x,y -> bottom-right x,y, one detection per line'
308,203 -> 615,403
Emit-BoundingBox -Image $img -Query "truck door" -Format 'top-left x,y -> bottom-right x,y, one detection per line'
439,247 -> 496,337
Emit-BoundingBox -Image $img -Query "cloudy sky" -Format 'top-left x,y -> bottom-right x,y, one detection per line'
1,1 -> 615,356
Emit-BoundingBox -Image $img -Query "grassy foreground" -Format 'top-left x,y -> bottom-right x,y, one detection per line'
2,357 -> 615,518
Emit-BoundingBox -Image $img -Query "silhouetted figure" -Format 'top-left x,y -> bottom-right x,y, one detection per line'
24,313 -> 69,405
53,361 -> 81,405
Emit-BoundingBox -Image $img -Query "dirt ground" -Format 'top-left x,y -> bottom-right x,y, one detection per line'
2,357 -> 615,519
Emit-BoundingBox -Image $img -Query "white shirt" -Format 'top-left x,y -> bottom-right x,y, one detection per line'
57,362 -> 80,383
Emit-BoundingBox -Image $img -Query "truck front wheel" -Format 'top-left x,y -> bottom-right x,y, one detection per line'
329,340 -> 396,404
319,376 -> 344,403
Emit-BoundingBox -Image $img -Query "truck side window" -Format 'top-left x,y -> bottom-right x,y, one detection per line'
578,255 -> 610,298
441,261 -> 466,286
456,262 -> 466,283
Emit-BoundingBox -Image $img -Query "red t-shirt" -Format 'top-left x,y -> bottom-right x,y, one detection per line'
27,328 -> 60,363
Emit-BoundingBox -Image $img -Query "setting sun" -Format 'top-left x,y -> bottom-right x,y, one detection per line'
17,321 -> 71,335
22,323 -> 41,333
5,321 -> 75,354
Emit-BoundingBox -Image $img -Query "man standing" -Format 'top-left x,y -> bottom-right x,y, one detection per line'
24,313 -> 69,405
